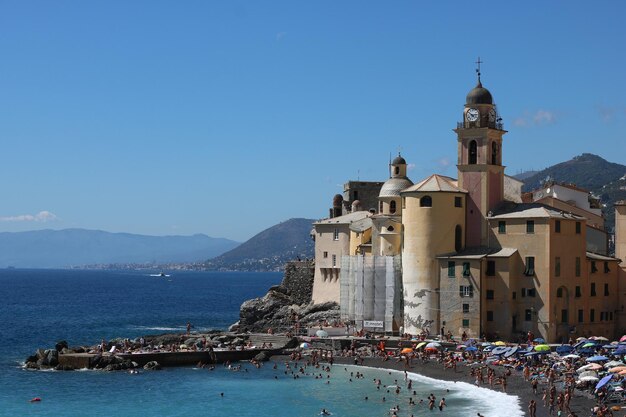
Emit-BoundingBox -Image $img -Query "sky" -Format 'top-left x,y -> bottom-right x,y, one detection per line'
0,1 -> 625,242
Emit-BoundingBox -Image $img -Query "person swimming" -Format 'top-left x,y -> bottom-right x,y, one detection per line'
320,408 -> 331,415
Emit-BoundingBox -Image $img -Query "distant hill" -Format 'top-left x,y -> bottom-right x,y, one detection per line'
0,229 -> 239,268
517,153 -> 626,232
205,218 -> 315,272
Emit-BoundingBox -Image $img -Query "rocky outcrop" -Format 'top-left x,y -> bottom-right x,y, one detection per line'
234,260 -> 340,333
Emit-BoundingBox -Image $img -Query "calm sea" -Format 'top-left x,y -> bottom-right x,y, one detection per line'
0,269 -> 522,417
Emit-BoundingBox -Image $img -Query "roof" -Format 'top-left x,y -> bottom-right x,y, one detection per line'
314,211 -> 370,226
436,247 -> 518,260
379,177 -> 413,197
392,155 -> 406,165
489,203 -> 586,220
466,80 -> 493,105
349,217 -> 373,233
402,174 -> 467,194
586,252 -> 621,262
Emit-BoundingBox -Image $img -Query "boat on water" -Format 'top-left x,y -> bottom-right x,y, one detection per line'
149,272 -> 171,277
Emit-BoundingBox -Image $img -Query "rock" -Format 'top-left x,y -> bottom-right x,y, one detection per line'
36,349 -> 47,361
254,351 -> 270,362
55,341 -> 69,351
46,350 -> 59,367
228,321 -> 240,332
283,337 -> 300,349
184,338 -> 197,347
55,364 -> 75,371
143,361 -> 161,370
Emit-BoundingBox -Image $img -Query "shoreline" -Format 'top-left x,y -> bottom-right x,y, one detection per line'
269,355 -> 600,417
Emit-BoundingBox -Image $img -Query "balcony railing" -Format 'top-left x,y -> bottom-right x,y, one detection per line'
457,121 -> 504,130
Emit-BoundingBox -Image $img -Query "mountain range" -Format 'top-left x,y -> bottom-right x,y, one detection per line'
0,229 -> 239,268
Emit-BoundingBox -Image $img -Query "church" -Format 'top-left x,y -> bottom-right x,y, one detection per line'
311,68 -> 626,343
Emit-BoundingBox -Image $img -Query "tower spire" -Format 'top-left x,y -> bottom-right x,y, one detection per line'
475,56 -> 483,85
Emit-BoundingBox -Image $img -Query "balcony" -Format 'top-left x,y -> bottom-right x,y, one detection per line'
457,121 -> 504,130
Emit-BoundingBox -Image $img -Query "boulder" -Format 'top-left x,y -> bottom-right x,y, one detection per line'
55,341 -> 69,351
143,361 -> 162,370
254,351 -> 270,362
46,350 -> 59,367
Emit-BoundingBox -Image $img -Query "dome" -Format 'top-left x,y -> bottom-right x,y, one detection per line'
392,155 -> 406,165
379,177 -> 413,198
466,81 -> 493,105
332,194 -> 343,206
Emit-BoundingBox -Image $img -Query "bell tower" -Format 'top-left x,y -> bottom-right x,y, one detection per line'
454,59 -> 507,247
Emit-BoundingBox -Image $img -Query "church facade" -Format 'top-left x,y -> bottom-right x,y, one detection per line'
311,72 -> 626,343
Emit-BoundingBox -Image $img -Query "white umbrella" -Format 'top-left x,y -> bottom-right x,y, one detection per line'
577,364 -> 594,373
579,370 -> 599,379
563,354 -> 580,360
604,360 -> 625,369
425,342 -> 441,349
578,375 -> 600,382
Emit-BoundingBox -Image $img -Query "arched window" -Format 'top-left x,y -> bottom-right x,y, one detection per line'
557,287 -> 563,298
379,201 -> 383,213
455,225 -> 462,252
420,196 -> 432,207
394,166 -> 399,175
469,140 -> 477,165
387,226 -> 394,232
491,142 -> 499,165
390,200 -> 396,214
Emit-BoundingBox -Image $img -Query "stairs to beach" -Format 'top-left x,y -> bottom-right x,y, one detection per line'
246,334 -> 291,349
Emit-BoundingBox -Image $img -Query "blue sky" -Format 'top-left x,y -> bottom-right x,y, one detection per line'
0,1 -> 624,241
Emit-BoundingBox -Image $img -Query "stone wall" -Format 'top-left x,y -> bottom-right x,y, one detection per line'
282,260 -> 315,305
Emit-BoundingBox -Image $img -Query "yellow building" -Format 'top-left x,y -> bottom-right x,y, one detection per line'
311,70 -> 625,342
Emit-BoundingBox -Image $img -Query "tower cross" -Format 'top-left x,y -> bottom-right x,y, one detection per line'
475,57 -> 483,81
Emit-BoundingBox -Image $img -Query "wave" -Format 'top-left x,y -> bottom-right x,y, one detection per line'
127,325 -> 214,332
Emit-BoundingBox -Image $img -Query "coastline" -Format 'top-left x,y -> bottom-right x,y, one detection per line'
269,355 -> 599,417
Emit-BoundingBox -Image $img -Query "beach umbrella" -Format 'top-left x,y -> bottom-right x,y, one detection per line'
465,346 -> 478,352
613,348 -> 626,356
401,347 -> 413,354
481,342 -> 492,347
316,330 -> 329,338
577,364 -> 597,373
609,366 -> 626,373
556,345 -> 575,355
425,342 -> 441,349
533,337 -> 546,344
563,354 -> 580,359
416,342 -> 427,349
619,370 -> 626,376
579,370 -> 599,379
620,335 -> 626,342
578,375 -> 599,382
491,347 -> 509,356
596,374 -> 614,390
494,341 -> 506,346
586,355 -> 609,362
582,342 -> 598,348
300,342 -> 310,349
604,361 -> 624,369
592,336 -> 609,342
457,344 -> 466,350
534,344 -> 550,352
504,346 -> 519,358
525,352 -> 541,356
603,344 -> 617,350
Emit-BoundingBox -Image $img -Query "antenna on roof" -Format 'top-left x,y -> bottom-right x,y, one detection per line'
475,56 -> 483,83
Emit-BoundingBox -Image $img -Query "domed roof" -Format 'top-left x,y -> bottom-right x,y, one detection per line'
379,177 -> 413,198
466,81 -> 493,105
332,194 -> 343,206
392,155 -> 406,165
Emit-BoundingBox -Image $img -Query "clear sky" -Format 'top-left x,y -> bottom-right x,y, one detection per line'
1,1 -> 625,241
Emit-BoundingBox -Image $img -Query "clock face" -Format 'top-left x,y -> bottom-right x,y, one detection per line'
466,108 -> 479,122
489,109 -> 496,122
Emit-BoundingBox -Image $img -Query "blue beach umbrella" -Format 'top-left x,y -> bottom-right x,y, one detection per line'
504,346 -> 519,358
533,338 -> 545,344
556,345 -> 575,355
613,348 -> 626,356
596,374 -> 613,390
465,346 -> 478,352
586,355 -> 609,362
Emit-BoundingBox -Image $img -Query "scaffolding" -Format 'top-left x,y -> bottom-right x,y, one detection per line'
340,255 -> 402,333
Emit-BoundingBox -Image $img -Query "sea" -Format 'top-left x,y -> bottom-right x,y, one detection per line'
0,269 -> 523,417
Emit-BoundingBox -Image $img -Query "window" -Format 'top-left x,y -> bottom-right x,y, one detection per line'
394,166 -> 399,175
590,309 -> 595,322
498,221 -> 506,234
600,312 -> 605,321
389,200 -> 396,214
525,309 -> 532,321
462,262 -> 471,277
333,228 -> 339,241
604,283 -> 609,296
402,197 -> 406,209
561,309 -> 569,323
512,291 -> 516,300
353,191 -> 359,200
387,226 -> 394,232
527,288 -> 536,297
524,257 -> 535,276
332,254 -> 337,267
420,196 -> 432,207
469,140 -> 477,165
521,288 -> 527,297
591,282 -> 596,296
455,196 -> 462,208
462,303 -> 469,313
591,261 -> 598,273
486,260 -> 496,276
526,220 -> 534,234
323,251 -> 328,258
491,142 -> 499,165
486,290 -> 494,300
610,312 -> 614,321
555,220 -> 561,233
575,222 -> 581,234
455,225 -> 462,252
575,257 -> 581,277
556,287 -> 563,298
448,261 -> 455,278
578,309 -> 583,323
379,201 -> 383,213
555,257 -> 561,277
487,311 -> 494,322
604,262 -> 610,273
460,285 -> 473,297
575,286 -> 581,297
462,319 -> 470,327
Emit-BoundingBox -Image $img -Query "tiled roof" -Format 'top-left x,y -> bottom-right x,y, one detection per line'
402,174 -> 467,193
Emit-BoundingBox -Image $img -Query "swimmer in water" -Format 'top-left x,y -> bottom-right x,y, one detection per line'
320,408 -> 331,415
